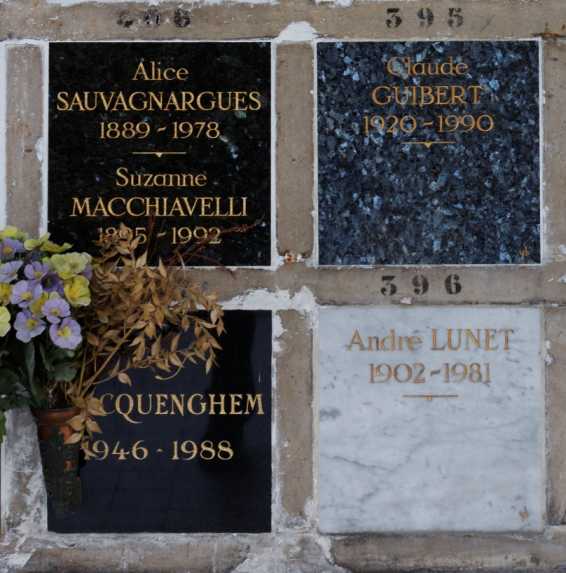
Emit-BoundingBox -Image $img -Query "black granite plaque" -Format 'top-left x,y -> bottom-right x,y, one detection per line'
49,43 -> 271,266
317,41 -> 540,265
49,311 -> 272,533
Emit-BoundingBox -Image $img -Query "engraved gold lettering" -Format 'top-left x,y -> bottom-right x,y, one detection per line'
115,394 -> 141,424
132,60 -> 190,82
347,329 -> 366,351
209,394 -> 227,415
245,393 -> 264,415
155,393 -> 169,415
188,393 -> 206,415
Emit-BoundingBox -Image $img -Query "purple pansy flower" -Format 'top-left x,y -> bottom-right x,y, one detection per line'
24,262 -> 50,282
42,273 -> 64,295
49,318 -> 81,350
0,261 -> 23,283
10,281 -> 43,308
14,311 -> 46,342
0,239 -> 24,261
42,297 -> 70,324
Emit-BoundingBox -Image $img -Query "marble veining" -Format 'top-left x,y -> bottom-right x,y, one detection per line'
319,306 -> 544,532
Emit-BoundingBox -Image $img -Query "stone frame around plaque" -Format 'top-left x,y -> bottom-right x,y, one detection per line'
47,40 -> 276,269
314,39 -> 543,267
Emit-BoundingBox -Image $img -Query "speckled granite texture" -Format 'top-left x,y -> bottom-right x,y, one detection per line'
317,41 -> 540,265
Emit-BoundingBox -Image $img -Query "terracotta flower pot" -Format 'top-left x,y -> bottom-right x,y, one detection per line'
32,406 -> 82,515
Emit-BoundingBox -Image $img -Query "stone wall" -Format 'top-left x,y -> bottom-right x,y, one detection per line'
2,1 -> 566,571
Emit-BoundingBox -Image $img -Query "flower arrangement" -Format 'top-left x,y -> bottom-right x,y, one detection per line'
0,226 -> 91,438
0,224 -> 224,455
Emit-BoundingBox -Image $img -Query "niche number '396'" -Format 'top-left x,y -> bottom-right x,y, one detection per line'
379,274 -> 463,296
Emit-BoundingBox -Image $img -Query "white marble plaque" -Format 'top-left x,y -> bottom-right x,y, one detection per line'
319,306 -> 544,533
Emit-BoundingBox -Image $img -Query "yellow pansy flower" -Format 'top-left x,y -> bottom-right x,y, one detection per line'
0,283 -> 12,306
0,226 -> 28,241
51,253 -> 91,280
24,233 -> 72,254
29,292 -> 49,316
0,306 -> 11,337
41,240 -> 72,254
24,233 -> 50,251
64,275 -> 91,307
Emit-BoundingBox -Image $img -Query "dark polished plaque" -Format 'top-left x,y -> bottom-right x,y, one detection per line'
49,311 -> 272,533
49,42 -> 271,266
317,41 -> 540,265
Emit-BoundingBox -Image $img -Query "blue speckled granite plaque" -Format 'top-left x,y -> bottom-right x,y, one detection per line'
317,41 -> 540,265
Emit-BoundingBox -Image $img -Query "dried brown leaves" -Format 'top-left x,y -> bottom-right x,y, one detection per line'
66,225 -> 224,447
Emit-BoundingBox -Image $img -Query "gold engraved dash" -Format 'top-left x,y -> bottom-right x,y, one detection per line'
403,141 -> 455,149
131,151 -> 187,158
403,394 -> 459,401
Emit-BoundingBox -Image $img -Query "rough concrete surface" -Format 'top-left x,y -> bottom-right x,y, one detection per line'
6,45 -> 42,237
19,542 -> 248,572
276,43 -> 315,260
330,531 -> 566,572
275,311 -> 314,528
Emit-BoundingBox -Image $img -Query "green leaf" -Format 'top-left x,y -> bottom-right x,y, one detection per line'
25,344 -> 45,407
52,362 -> 78,383
0,370 -> 26,410
24,343 -> 35,385
50,347 -> 77,366
0,368 -> 21,389
38,343 -> 52,372
0,412 -> 7,444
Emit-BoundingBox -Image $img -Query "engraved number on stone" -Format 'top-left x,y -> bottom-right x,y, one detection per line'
172,121 -> 221,139
417,8 -> 434,28
131,441 -> 150,461
380,275 -> 397,296
371,363 -> 426,384
143,7 -> 161,27
100,122 -> 150,140
412,275 -> 429,295
448,7 -> 464,28
112,442 -> 130,460
437,114 -> 494,134
172,226 -> 222,245
364,115 -> 417,136
174,8 -> 191,28
386,8 -> 402,28
117,11 -> 135,28
443,363 -> 491,384
172,440 -> 234,461
444,274 -> 462,295
98,226 -> 147,245
92,440 -> 109,460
